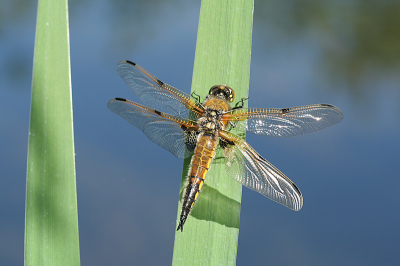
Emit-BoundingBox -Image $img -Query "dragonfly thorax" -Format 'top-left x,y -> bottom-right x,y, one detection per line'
198,108 -> 225,135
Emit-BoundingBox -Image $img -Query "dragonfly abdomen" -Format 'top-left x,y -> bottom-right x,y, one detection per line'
177,133 -> 218,231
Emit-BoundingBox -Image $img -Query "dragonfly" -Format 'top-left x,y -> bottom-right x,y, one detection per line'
108,60 -> 343,231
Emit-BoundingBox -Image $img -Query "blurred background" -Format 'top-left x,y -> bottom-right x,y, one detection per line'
1,0 -> 400,265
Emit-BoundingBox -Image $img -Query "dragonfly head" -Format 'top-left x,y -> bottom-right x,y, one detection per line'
209,84 -> 235,102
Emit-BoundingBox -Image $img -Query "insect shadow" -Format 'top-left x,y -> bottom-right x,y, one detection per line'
178,156 -> 241,229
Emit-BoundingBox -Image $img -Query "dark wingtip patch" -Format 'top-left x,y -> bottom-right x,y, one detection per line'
292,183 -> 301,195
154,110 -> 162,116
156,79 -> 164,87
321,103 -> 334,108
282,108 -> 290,114
115,98 -> 127,102
125,60 -> 136,66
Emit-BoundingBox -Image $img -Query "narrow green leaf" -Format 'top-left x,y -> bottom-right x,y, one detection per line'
25,0 -> 80,265
172,0 -> 254,265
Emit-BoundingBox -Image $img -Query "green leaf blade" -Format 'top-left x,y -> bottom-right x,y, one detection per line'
172,0 -> 254,265
25,0 -> 80,265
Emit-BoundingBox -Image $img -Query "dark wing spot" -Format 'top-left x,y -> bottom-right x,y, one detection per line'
219,139 -> 228,149
154,110 -> 162,116
125,60 -> 136,66
321,104 -> 334,107
115,98 -> 127,102
281,108 -> 290,114
226,139 -> 235,146
156,79 -> 164,87
181,125 -> 188,131
291,183 -> 302,195
219,137 -> 235,149
185,131 -> 198,152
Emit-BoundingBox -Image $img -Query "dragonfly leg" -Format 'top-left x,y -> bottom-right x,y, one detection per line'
191,91 -> 202,103
232,97 -> 248,110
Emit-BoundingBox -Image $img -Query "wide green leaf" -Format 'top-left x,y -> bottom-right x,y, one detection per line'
172,0 -> 254,265
25,0 -> 80,265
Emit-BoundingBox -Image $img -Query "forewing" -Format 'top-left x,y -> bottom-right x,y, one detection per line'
117,60 -> 204,118
219,130 -> 303,211
223,104 -> 343,137
108,98 -> 198,159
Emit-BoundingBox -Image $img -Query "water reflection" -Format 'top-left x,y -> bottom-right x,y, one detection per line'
254,1 -> 400,92
2,0 -> 400,95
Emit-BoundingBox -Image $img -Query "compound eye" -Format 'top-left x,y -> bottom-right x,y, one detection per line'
209,85 -> 235,102
208,85 -> 220,96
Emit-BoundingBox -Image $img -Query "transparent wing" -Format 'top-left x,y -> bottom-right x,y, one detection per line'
223,104 -> 343,137
108,98 -> 199,159
219,130 -> 303,211
117,60 -> 204,119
